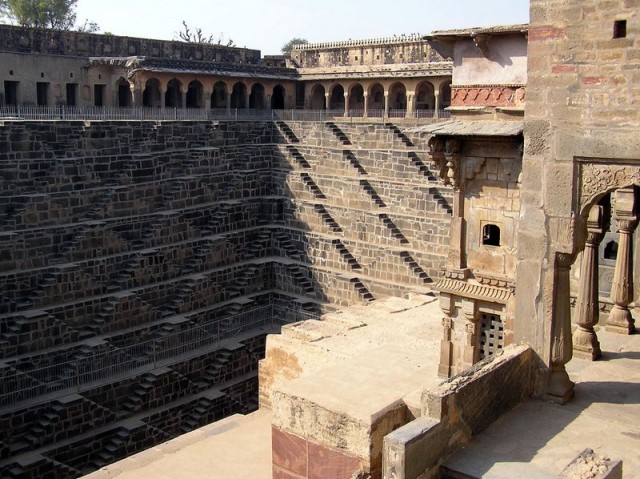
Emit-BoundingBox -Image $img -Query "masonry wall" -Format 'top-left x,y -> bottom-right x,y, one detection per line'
516,0 -> 640,360
0,118 -> 452,477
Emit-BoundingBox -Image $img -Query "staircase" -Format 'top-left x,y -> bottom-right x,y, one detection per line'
122,374 -> 155,413
285,145 -> 311,168
350,278 -> 375,303
314,204 -> 342,233
276,121 -> 300,143
180,396 -> 214,433
202,350 -> 233,385
428,187 -> 454,215
343,150 -> 367,175
332,239 -> 361,269
378,214 -> 409,244
399,251 -> 432,284
300,173 -> 326,199
83,188 -> 113,220
49,226 -> 89,264
407,152 -> 437,181
89,428 -> 129,470
359,180 -> 386,207
385,123 -> 414,147
325,122 -> 352,145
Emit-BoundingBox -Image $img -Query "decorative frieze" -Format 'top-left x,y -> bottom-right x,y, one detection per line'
451,84 -> 526,108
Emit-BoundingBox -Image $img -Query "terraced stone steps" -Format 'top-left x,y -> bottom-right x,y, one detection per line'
300,173 -> 326,199
325,122 -> 352,145
399,251 -> 432,284
343,150 -> 367,175
313,204 -> 343,233
385,122 -> 415,147
350,278 -> 375,303
359,179 -> 387,207
332,239 -> 362,270
285,145 -> 311,168
378,213 -> 410,244
275,121 -> 300,143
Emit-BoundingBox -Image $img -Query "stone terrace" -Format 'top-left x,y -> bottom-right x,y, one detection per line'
0,118 -> 452,477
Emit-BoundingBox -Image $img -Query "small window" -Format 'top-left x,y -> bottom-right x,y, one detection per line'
355,56 -> 358,61
482,224 -> 501,247
604,240 -> 618,260
613,20 -> 627,38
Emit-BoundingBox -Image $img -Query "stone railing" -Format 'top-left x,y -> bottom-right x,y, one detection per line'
293,33 -> 426,51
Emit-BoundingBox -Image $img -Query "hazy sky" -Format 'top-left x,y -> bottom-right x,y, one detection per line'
73,0 -> 530,55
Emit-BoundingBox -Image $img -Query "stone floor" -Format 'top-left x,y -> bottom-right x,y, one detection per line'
443,329 -> 640,478
84,409 -> 274,479
84,308 -> 640,479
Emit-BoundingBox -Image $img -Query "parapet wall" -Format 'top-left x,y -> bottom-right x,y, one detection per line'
0,24 -> 261,63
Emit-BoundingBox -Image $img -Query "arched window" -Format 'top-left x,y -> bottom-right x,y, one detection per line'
604,240 -> 618,260
482,224 -> 501,247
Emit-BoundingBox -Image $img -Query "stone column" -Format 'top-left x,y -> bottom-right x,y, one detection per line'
160,87 -> 167,110
573,205 -> 605,360
343,91 -> 349,117
129,81 -> 143,107
438,295 -> 454,378
204,90 -> 212,110
324,92 -> 330,111
226,93 -> 231,114
406,91 -> 415,119
547,252 -> 575,404
607,188 -> 638,334
461,299 -> 478,370
244,90 -> 250,110
384,92 -> 389,118
363,92 -> 369,118
434,90 -> 440,118
179,86 -> 187,109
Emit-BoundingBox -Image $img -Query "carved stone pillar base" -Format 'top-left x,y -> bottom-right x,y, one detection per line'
546,366 -> 575,404
572,327 -> 601,360
606,305 -> 635,334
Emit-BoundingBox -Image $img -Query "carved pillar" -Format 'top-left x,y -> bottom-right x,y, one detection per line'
547,252 -> 575,404
244,90 -> 250,110
434,90 -> 440,118
226,92 -> 231,114
343,91 -> 349,117
607,188 -> 638,334
573,206 -> 605,360
461,299 -> 478,370
204,90 -> 212,110
324,92 -> 330,111
363,92 -> 369,118
438,294 -> 454,378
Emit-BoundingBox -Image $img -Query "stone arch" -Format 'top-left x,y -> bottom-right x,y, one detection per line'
416,81 -> 435,111
388,82 -> 407,110
271,85 -> 285,109
440,81 -> 452,109
250,83 -> 266,109
211,81 -> 227,109
348,83 -> 365,111
186,80 -> 203,108
329,84 -> 345,110
165,78 -> 182,108
231,82 -> 247,109
309,84 -> 326,110
116,77 -> 132,107
143,78 -> 162,108
369,83 -> 385,111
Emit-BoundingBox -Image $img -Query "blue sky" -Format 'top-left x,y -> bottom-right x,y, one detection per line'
74,0 -> 530,55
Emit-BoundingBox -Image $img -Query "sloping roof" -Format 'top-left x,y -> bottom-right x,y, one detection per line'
406,120 -> 523,137
427,24 -> 529,39
89,57 -> 299,80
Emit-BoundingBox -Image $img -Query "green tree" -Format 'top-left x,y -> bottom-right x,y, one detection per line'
281,37 -> 308,55
1,0 -> 99,31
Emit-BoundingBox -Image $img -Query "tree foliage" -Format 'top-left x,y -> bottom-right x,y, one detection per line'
177,20 -> 235,47
1,0 -> 99,31
281,37 -> 308,54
